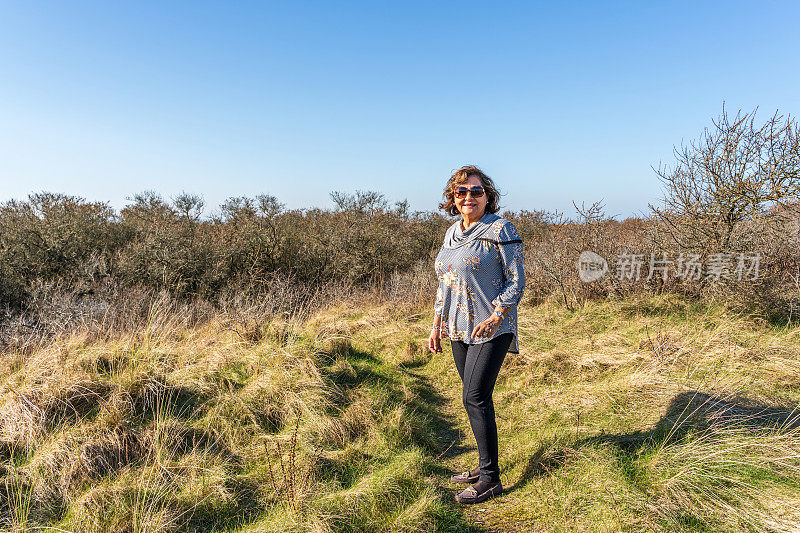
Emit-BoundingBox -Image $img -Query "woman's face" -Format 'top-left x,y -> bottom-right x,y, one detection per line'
454,174 -> 488,219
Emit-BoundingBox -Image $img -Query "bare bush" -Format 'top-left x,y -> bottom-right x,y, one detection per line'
649,105 -> 800,318
650,105 -> 800,255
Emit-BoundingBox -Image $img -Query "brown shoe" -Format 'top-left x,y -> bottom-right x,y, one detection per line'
455,481 -> 503,504
450,467 -> 480,484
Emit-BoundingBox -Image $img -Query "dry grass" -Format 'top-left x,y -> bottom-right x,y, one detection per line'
0,298 -> 467,532
0,291 -> 799,531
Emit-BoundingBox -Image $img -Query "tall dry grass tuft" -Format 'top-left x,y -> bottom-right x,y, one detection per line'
642,390 -> 800,531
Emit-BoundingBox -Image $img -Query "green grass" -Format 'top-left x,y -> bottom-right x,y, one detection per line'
0,292 -> 798,531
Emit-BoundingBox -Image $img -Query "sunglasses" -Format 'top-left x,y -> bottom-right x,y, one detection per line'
454,186 -> 485,199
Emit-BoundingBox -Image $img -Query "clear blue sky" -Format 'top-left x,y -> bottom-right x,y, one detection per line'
1,1 -> 799,220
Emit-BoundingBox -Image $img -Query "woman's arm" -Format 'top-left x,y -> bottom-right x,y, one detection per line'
433,278 -> 445,329
491,222 -> 525,310
429,278 -> 446,352
472,222 -> 525,339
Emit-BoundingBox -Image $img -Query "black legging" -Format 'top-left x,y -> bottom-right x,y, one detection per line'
451,332 -> 513,483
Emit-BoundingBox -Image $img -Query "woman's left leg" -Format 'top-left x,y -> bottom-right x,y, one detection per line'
461,332 -> 513,484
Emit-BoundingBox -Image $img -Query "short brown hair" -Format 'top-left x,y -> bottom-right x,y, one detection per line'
438,165 -> 501,216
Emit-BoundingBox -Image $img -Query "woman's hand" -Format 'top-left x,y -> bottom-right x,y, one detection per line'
428,327 -> 442,353
472,315 -> 503,339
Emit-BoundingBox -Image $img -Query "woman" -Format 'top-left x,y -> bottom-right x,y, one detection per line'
427,165 -> 525,505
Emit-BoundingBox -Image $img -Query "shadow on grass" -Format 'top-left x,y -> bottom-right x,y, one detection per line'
398,357 -> 432,369
399,367 -> 475,460
321,346 -> 472,456
586,390 -> 800,450
182,476 -> 264,531
505,390 -> 800,494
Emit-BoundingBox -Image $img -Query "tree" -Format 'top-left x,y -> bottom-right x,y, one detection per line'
649,104 -> 800,255
329,190 -> 388,216
172,192 -> 205,222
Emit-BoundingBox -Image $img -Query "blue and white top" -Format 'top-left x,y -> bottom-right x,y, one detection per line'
434,212 -> 525,354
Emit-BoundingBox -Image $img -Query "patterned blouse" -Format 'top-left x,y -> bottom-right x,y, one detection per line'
434,213 -> 525,354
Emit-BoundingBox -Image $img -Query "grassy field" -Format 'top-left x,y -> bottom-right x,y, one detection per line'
0,292 -> 799,532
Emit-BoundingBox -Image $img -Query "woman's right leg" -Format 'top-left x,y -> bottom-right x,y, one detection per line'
450,339 -> 481,481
